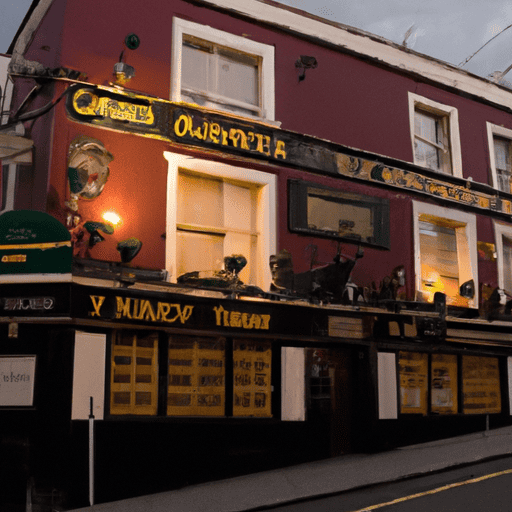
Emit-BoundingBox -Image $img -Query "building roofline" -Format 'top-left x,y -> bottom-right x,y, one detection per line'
10,0 -> 512,111
7,0 -> 52,56
194,0 -> 512,110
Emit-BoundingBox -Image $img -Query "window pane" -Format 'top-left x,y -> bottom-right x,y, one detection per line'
419,220 -> 467,305
414,112 -> 441,170
399,351 -> 428,415
503,236 -> 512,293
307,187 -> 375,243
167,336 -> 225,416
431,354 -> 458,414
176,230 -> 224,277
217,52 -> 259,107
462,356 -> 501,414
178,172 -> 223,227
233,339 -> 272,417
110,331 -> 158,415
182,43 -> 210,93
494,137 -> 512,192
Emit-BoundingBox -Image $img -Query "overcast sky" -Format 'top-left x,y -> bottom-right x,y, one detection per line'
2,0 -> 512,81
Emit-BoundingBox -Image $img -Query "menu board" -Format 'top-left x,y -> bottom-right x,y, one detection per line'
463,356 -> 501,414
0,356 -> 36,406
431,354 -> 458,414
233,340 -> 272,417
399,351 -> 428,415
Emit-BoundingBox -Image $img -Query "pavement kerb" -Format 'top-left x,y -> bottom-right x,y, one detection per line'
70,426 -> 512,512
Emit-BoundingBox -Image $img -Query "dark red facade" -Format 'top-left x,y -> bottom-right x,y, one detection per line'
4,0 -> 512,509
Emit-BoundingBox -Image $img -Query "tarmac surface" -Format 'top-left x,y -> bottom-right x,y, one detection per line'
71,425 -> 512,512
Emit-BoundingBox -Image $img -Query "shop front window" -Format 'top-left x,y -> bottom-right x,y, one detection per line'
110,331 -> 159,415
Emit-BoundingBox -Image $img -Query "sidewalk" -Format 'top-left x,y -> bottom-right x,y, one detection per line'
72,425 -> 512,512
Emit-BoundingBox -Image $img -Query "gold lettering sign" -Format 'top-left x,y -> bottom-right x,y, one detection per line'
213,305 -> 271,330
73,89 -> 154,125
173,113 -> 287,160
1,254 -> 27,263
88,295 -> 194,324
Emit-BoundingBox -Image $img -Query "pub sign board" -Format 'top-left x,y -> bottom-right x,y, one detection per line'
0,210 -> 72,276
65,83 -> 512,218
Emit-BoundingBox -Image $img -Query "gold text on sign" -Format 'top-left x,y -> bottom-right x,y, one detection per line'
174,114 -> 287,160
213,305 -> 271,330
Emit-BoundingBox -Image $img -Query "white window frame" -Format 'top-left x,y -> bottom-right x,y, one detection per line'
493,221 -> 512,294
487,122 -> 512,192
408,92 -> 462,178
171,17 -> 275,122
164,152 -> 276,291
413,201 -> 478,307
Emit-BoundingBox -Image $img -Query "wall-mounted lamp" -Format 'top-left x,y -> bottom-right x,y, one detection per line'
117,238 -> 143,263
84,221 -> 114,247
295,55 -> 318,82
113,33 -> 140,86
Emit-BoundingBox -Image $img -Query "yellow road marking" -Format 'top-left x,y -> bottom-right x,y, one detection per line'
349,468 -> 512,511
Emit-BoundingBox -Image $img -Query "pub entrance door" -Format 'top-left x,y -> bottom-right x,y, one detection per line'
306,347 -> 355,456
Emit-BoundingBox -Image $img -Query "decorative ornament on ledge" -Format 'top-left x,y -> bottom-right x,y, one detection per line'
117,238 -> 143,263
65,136 -> 113,227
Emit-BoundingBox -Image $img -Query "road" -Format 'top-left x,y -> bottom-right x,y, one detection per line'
263,456 -> 512,512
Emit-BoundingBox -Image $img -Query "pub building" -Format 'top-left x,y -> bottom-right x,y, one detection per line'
3,0 -> 512,509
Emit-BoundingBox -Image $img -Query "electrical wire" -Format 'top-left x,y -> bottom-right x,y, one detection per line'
459,22 -> 512,67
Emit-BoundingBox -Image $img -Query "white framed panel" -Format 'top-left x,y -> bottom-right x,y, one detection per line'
378,352 -> 398,419
0,356 -> 36,406
72,331 -> 107,420
281,347 -> 305,421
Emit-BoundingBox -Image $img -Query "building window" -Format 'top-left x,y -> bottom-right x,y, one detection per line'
167,335 -> 272,417
398,352 -> 501,416
487,122 -> 512,193
462,356 -> 501,414
110,332 -> 273,418
288,180 -> 390,249
110,331 -> 159,415
172,18 -> 275,121
168,336 -> 226,416
165,153 -> 276,291
176,171 -> 259,285
413,201 -> 478,307
408,93 -> 462,177
493,222 -> 512,294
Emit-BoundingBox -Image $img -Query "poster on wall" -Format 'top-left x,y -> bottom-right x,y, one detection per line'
233,340 -> 272,417
463,356 -> 501,414
399,351 -> 428,415
431,353 -> 458,414
0,356 -> 36,406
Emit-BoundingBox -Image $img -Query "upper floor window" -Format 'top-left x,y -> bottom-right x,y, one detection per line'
172,18 -> 275,121
487,122 -> 512,193
413,201 -> 478,308
408,93 -> 462,177
493,221 -> 512,294
164,152 -> 277,291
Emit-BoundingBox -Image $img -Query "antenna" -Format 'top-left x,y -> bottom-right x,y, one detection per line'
459,22 -> 512,68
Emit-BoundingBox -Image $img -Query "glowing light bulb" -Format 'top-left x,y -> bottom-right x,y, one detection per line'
102,211 -> 121,226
